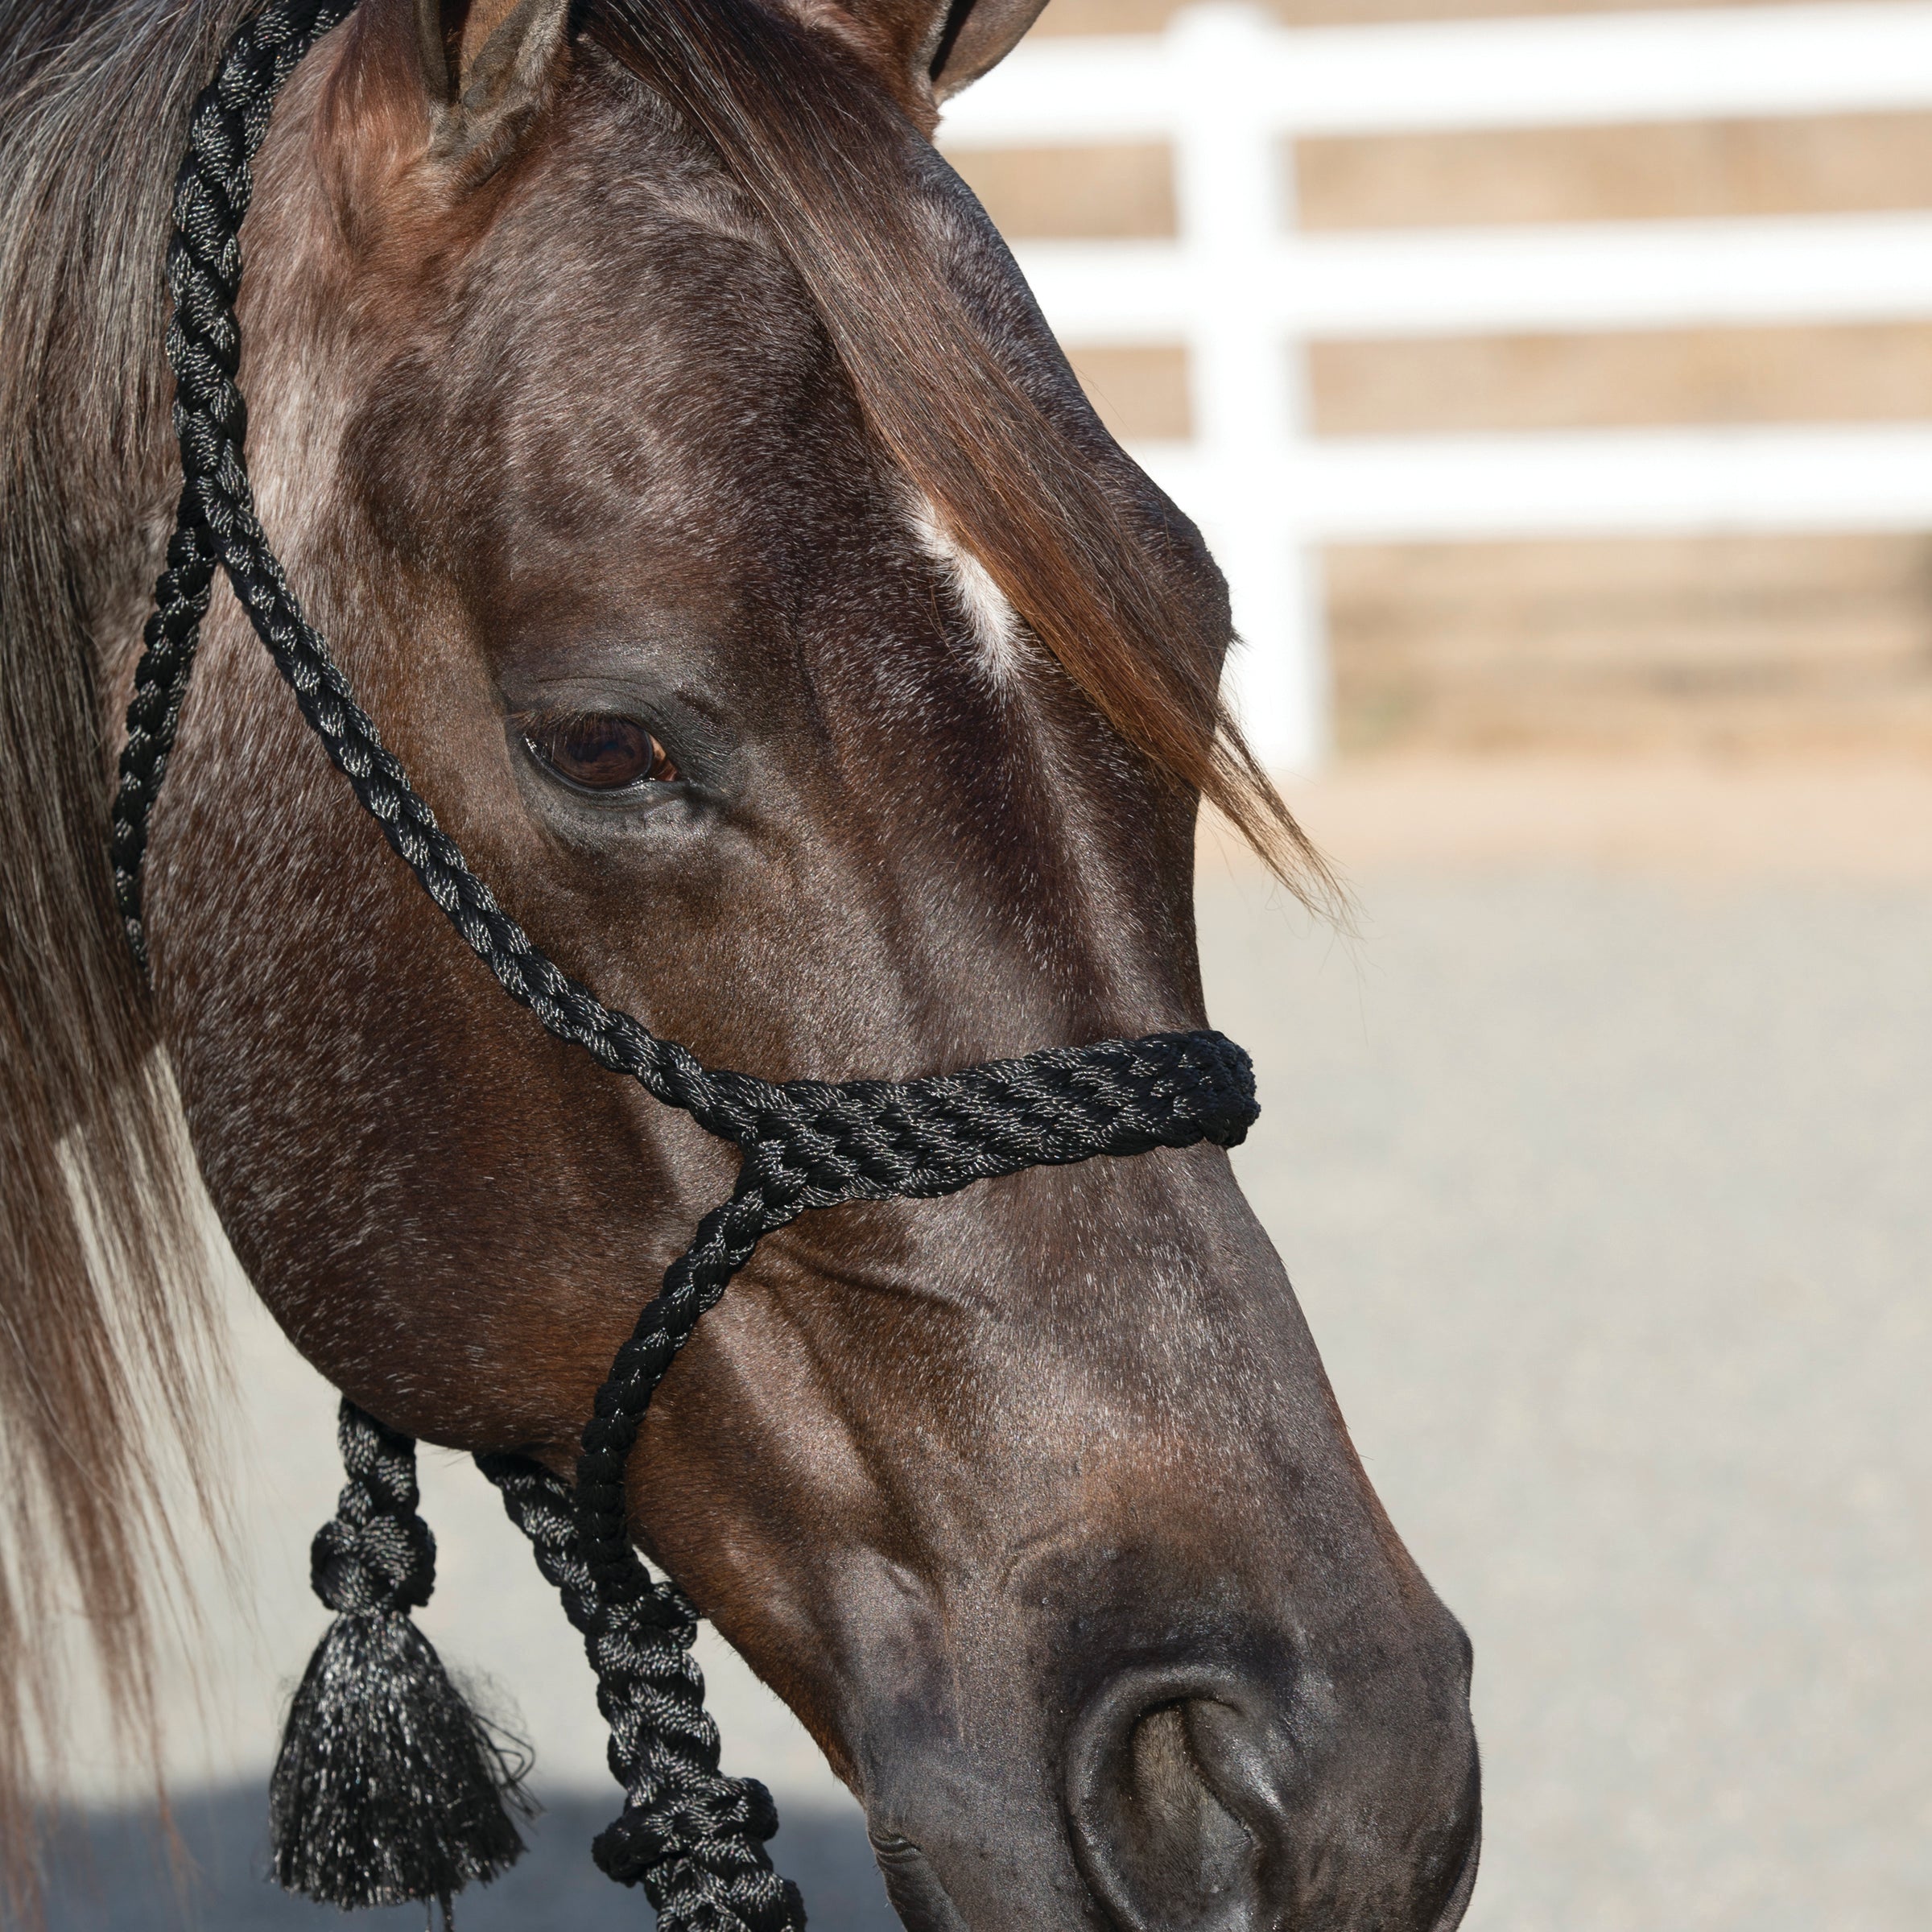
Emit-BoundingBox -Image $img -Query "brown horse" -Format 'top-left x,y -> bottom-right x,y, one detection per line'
0,0 -> 1479,1925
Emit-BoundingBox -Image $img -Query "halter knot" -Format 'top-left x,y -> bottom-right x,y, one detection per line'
310,1407 -> 436,1615
311,1508 -> 434,1616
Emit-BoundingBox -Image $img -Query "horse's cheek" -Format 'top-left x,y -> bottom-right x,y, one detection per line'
144,616 -> 699,1454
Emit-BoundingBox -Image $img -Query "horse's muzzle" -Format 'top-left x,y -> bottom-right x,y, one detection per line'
864,1632 -> 1478,1932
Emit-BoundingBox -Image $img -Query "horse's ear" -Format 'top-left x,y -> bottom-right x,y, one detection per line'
412,0 -> 572,159
823,0 -> 1051,108
929,0 -> 1051,97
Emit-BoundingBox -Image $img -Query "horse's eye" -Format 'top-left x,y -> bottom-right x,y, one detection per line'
521,712 -> 678,791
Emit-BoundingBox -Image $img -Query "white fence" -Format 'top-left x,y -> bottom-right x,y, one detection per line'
941,1 -> 1932,766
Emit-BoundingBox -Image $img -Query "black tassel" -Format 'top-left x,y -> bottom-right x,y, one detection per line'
270,1401 -> 532,1914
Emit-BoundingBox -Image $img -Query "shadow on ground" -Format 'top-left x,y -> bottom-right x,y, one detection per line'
45,1787 -> 899,1930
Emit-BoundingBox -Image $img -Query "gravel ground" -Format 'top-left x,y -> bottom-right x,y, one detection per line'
39,858 -> 1932,1930
1199,865 -> 1932,1932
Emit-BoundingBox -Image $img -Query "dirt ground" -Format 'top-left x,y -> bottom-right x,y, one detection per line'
37,756 -> 1932,1930
1261,751 -> 1932,881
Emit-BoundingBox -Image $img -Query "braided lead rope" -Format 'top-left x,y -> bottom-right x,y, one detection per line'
309,1402 -> 437,1616
116,4 -> 1261,1926
480,1453 -> 804,1931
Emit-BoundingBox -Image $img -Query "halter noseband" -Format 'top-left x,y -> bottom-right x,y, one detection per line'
114,4 -> 1260,1926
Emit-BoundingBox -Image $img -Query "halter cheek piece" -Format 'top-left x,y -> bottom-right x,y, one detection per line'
114,3 -> 1261,1926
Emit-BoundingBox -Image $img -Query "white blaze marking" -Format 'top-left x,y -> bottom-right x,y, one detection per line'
910,497 -> 1022,682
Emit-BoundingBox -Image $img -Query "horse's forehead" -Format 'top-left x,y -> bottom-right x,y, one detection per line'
481,184 -> 818,407
353,87 -> 1070,743
424,190 -> 836,526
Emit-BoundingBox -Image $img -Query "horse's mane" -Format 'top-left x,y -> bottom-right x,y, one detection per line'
0,0 -> 262,1909
0,0 -> 1326,1907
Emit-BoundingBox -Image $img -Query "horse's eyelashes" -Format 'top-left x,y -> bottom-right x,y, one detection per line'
518,711 -> 679,793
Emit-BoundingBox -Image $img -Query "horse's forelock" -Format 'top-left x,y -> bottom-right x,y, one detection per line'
587,0 -> 1335,911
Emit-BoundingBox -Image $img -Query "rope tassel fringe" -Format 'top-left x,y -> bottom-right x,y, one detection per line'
270,1401 -> 532,1914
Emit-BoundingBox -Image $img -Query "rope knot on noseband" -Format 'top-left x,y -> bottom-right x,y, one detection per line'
119,2 -> 1264,1926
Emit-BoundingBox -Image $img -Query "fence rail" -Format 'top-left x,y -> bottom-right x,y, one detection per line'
941,1 -> 1932,765
1019,217 -> 1932,339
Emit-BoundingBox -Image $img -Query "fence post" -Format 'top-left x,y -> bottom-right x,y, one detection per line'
1168,3 -> 1327,772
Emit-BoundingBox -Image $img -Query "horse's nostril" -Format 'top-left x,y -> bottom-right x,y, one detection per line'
1067,1657 -> 1481,1932
1067,1669 -> 1278,1932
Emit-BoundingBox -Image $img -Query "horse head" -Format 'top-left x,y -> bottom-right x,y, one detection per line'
15,0 -> 1476,1924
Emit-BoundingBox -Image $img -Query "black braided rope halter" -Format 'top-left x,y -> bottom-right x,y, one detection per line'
114,2 -> 1261,1926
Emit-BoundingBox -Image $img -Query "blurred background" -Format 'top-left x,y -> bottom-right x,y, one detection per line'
947,0 -> 1932,775
39,2 -> 1932,1929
